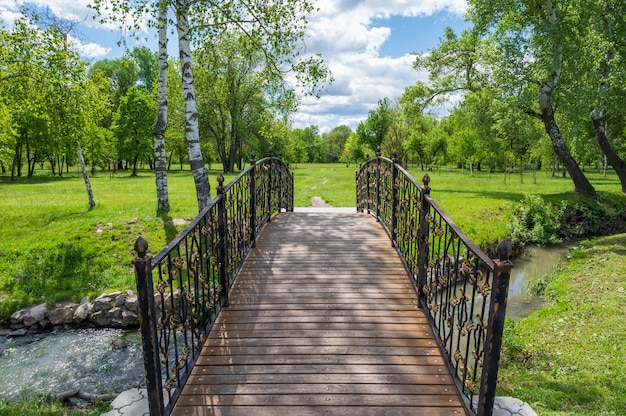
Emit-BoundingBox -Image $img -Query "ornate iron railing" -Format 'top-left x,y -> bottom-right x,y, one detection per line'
132,149 -> 293,416
356,148 -> 513,416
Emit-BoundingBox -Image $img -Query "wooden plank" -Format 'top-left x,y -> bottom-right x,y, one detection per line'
173,212 -> 468,416
172,406 -> 466,416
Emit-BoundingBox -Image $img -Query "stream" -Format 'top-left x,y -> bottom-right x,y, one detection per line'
506,244 -> 571,321
0,245 -> 570,404
0,328 -> 143,403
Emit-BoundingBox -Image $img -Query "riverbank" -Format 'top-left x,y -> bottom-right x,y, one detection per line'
497,233 -> 626,415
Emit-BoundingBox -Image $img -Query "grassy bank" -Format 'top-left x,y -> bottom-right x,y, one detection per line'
498,234 -> 626,415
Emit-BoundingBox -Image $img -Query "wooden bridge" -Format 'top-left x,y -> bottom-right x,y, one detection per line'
133,150 -> 513,416
172,211 -> 466,415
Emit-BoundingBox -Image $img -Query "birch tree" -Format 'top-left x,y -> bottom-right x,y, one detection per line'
92,0 -> 330,211
153,0 -> 170,211
467,0 -> 597,198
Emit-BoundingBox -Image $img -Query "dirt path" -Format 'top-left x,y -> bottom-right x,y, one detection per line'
310,196 -> 332,207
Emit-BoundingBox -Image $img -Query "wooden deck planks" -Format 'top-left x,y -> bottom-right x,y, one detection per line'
172,212 -> 467,416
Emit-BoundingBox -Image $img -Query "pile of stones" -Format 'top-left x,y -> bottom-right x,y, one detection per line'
3,291 -> 140,336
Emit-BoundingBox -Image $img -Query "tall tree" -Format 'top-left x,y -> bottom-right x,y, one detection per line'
153,0 -> 170,211
326,125 -> 352,163
356,98 -> 393,152
112,86 -> 156,176
584,1 -> 626,192
467,0 -> 598,198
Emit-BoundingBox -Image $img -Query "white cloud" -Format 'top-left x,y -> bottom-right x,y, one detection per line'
292,0 -> 468,131
68,34 -> 111,59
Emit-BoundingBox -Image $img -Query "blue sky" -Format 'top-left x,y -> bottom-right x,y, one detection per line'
1,0 -> 470,132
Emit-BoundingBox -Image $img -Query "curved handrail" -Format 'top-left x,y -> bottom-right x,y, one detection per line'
133,150 -> 293,416
356,151 -> 512,416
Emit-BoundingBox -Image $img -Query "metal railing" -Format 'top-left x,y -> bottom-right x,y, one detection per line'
132,149 -> 293,416
356,148 -> 513,416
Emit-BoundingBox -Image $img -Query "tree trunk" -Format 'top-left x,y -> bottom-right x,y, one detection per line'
538,75 -> 597,198
592,114 -> 626,192
176,0 -> 211,211
77,142 -> 95,210
153,1 -> 171,211
589,8 -> 626,193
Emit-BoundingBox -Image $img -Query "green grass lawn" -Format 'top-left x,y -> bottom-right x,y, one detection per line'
1,163 -> 626,414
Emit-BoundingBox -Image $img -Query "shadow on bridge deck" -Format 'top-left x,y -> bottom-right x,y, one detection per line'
172,211 -> 467,416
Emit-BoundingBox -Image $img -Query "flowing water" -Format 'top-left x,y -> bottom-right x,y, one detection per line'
0,328 -> 143,403
506,244 -> 571,320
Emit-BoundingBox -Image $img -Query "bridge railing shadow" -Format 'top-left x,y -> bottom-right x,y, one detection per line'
357,148 -> 514,416
132,148 -> 293,416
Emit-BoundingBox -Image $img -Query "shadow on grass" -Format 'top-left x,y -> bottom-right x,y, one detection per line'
158,211 -> 180,244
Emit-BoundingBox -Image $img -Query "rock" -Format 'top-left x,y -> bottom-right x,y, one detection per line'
115,293 -> 126,307
93,296 -> 112,312
22,303 -> 48,327
7,328 -> 28,337
92,311 -> 112,327
0,329 -> 11,336
125,295 -> 138,313
10,308 -> 26,326
79,296 -> 90,305
128,218 -> 139,224
73,302 -> 91,323
111,337 -> 131,350
48,302 -> 78,326
108,307 -> 123,319
121,310 -> 139,327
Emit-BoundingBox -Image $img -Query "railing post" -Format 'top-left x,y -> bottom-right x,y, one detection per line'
217,174 -> 229,307
133,237 -> 164,416
417,174 -> 431,299
267,146 -> 273,223
249,152 -> 257,248
375,147 -> 381,220
478,240 -> 514,416
278,152 -> 284,211
391,150 -> 399,246
365,155 -> 370,214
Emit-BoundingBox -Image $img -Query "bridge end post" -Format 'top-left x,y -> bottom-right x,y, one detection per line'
477,240 -> 514,416
217,174 -> 229,307
375,147 -> 381,221
267,147 -> 273,223
279,152 -> 284,211
417,174 -> 431,299
250,152 -> 257,248
133,237 -> 165,416
391,151 -> 399,247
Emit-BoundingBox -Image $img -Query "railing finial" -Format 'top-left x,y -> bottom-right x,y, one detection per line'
134,237 -> 148,259
422,174 -> 431,195
268,146 -> 273,158
376,146 -> 381,158
497,240 -> 513,261
250,151 -> 256,165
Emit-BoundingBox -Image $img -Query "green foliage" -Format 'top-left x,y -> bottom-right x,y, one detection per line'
0,395 -> 109,415
356,98 -> 393,151
509,194 -> 626,246
509,195 -> 563,245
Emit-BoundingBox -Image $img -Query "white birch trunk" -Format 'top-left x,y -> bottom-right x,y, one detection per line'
77,141 -> 95,209
153,0 -> 170,211
176,0 -> 211,211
